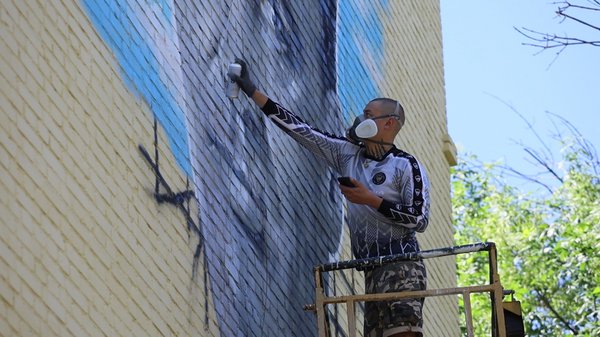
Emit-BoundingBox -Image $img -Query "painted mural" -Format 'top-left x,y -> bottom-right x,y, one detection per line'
82,0 -> 192,176
179,2 -> 343,335
81,0 -> 387,335
338,0 -> 388,121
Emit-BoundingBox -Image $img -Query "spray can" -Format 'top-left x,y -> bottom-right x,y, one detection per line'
226,63 -> 242,99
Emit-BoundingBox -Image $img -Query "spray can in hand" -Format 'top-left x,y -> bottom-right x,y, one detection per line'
226,63 -> 242,99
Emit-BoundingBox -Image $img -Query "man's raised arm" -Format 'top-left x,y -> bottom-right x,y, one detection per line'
227,58 -> 357,174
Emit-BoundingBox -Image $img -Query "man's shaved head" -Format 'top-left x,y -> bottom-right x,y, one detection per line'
369,98 -> 405,130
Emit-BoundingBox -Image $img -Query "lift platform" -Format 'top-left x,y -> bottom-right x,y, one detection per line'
304,242 -> 525,337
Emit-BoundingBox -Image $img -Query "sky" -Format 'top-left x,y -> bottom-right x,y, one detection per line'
440,0 -> 600,188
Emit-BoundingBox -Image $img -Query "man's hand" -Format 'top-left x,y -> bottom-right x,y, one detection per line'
339,178 -> 383,209
229,58 -> 256,97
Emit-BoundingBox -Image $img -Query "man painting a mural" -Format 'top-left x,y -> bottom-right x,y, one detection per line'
229,59 -> 430,337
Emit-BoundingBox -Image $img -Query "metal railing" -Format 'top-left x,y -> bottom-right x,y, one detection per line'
305,242 -> 508,337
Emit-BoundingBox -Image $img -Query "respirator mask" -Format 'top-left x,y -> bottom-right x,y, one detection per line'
346,101 -> 403,145
346,115 -> 378,143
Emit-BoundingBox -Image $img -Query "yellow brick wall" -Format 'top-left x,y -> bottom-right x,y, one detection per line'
1,1 -> 459,336
383,2 -> 459,335
327,2 -> 458,336
1,1 -> 213,336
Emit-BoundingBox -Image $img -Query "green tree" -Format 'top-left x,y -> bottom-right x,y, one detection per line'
452,122 -> 600,336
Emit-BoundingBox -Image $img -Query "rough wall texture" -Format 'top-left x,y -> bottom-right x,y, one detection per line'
381,2 -> 459,335
1,0 -> 458,336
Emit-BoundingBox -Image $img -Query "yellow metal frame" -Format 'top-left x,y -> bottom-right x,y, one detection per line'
306,242 -> 507,337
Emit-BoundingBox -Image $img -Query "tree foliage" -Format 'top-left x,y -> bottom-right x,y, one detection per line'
452,125 -> 600,336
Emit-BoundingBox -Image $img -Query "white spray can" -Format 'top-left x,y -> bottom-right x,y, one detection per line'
226,63 -> 242,99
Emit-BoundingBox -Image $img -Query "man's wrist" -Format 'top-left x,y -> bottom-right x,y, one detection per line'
368,194 -> 383,209
253,91 -> 268,108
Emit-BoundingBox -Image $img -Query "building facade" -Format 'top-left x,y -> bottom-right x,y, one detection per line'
1,0 -> 458,336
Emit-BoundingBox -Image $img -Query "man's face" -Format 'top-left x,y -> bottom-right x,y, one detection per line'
362,101 -> 392,138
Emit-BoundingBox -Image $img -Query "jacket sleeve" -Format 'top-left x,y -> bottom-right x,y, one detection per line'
376,157 -> 430,232
261,99 -> 358,174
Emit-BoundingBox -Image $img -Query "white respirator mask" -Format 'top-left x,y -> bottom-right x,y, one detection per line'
346,101 -> 403,145
346,116 -> 378,141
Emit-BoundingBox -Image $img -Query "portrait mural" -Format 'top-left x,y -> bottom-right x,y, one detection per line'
81,0 -> 387,335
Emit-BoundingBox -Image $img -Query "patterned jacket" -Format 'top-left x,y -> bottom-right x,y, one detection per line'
262,99 -> 430,258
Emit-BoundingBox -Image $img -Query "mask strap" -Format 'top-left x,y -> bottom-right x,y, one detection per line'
361,138 -> 395,146
363,105 -> 399,146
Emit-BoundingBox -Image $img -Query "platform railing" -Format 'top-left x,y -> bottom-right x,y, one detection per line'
304,242 -> 507,337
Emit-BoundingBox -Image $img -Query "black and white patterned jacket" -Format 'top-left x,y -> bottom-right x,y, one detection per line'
262,99 -> 430,259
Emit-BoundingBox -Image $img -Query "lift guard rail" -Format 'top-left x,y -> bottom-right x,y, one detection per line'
305,242 -> 514,337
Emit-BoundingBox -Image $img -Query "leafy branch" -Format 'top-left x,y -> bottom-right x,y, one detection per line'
534,287 -> 580,335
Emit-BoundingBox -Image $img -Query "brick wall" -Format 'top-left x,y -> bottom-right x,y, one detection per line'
333,2 -> 459,336
1,0 -> 458,336
382,2 -> 460,335
1,1 -> 206,336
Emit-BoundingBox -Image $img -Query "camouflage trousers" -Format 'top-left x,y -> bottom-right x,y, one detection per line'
364,260 -> 427,337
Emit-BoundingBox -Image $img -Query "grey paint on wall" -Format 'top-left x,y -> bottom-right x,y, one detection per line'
174,1 -> 343,336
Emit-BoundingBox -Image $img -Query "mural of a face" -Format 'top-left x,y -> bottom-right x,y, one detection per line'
55,0 -> 446,335
175,0 -> 341,336
81,0 -> 361,335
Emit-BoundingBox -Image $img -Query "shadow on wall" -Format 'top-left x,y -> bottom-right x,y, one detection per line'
83,0 -> 343,336
177,1 -> 342,336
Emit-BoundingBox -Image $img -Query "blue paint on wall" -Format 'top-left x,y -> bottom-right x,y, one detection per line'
79,1 -> 392,335
337,0 -> 389,122
81,0 -> 191,176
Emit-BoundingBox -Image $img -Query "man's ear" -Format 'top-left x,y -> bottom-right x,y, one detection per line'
384,118 -> 394,129
388,118 -> 402,134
